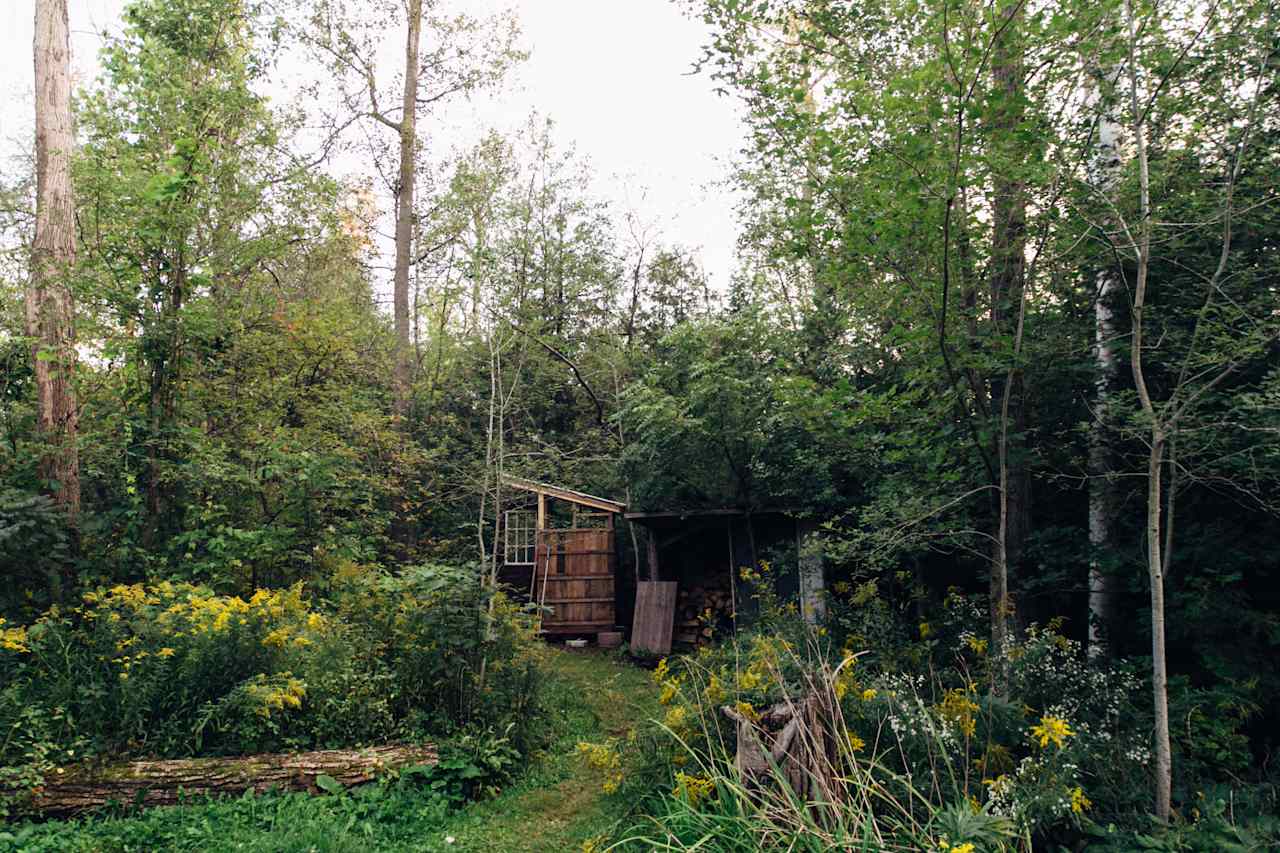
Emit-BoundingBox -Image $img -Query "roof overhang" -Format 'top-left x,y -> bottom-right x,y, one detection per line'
502,476 -> 626,514
623,508 -> 799,530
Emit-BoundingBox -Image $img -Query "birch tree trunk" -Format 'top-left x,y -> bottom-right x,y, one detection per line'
29,0 -> 80,536
1087,64 -> 1123,657
392,0 -> 423,420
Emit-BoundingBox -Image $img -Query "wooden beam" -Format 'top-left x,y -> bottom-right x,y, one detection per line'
537,492 -> 546,531
624,507 -> 799,521
502,476 -> 625,514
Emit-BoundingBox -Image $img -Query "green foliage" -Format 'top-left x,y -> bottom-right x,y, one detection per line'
622,576 -> 1159,850
620,309 -> 846,512
0,650 -> 657,852
0,566 -> 542,813
0,490 -> 70,613
0,780 -> 456,853
1082,794 -> 1280,852
329,563 -> 545,751
1,0 -> 1279,842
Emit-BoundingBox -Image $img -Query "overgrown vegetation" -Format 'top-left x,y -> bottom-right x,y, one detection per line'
2,0 -> 1279,846
0,564 -> 540,814
596,571 -> 1279,850
0,650 -> 654,853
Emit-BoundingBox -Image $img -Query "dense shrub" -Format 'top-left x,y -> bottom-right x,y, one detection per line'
0,564 -> 542,810
327,562 -> 544,753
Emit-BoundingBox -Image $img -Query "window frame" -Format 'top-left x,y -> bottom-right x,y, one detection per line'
504,509 -> 537,566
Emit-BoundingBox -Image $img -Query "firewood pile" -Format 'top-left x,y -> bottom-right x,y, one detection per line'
674,582 -> 734,646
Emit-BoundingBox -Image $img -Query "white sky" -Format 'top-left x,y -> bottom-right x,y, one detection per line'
0,0 -> 745,290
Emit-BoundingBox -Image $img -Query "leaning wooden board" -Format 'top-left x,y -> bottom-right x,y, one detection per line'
632,581 -> 678,655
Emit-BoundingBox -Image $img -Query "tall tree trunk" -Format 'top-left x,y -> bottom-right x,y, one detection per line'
1123,0 -> 1171,819
29,0 -> 80,549
392,0 -> 423,420
987,0 -> 1028,678
1087,64 -> 1123,657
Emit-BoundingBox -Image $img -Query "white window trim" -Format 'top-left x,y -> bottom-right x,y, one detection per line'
504,509 -> 536,565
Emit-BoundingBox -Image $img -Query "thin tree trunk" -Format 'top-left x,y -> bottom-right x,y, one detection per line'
1145,434 -> 1171,819
392,0 -> 423,420
477,340 -> 497,564
987,0 -> 1027,682
29,0 -> 80,551
1123,0 -> 1171,819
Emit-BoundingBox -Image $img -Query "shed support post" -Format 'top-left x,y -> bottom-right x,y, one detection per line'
646,531 -> 660,582
537,492 -> 546,532
797,518 -> 826,626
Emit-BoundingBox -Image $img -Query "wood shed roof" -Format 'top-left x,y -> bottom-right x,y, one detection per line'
501,476 -> 626,514
623,508 -> 799,530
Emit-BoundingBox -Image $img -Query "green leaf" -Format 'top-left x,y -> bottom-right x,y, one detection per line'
314,773 -> 343,794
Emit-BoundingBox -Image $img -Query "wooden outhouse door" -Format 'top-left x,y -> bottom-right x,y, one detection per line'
533,528 -> 615,635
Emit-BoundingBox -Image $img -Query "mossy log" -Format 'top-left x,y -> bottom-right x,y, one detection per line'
26,744 -> 437,817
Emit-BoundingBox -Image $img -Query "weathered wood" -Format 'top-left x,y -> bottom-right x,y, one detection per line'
646,533 -> 659,582
796,518 -> 826,625
502,476 -> 626,514
723,696 -> 836,803
25,744 -> 437,817
535,528 -> 616,634
632,581 -> 677,655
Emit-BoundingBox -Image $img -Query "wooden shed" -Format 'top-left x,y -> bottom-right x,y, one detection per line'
625,508 -> 826,655
499,477 -> 626,639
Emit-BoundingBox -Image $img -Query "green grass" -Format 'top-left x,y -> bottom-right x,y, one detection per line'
0,649 -> 659,853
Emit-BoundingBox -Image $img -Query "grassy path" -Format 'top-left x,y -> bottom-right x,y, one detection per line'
421,648 -> 659,852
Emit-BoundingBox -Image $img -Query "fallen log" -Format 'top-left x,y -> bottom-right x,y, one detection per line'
22,743 -> 437,817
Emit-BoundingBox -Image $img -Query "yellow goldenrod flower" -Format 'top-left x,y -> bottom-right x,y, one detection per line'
1,624 -> 30,653
1070,786 -> 1092,814
672,772 -> 715,807
652,657 -> 670,684
937,842 -> 975,853
938,688 -> 980,738
663,706 -> 689,732
262,628 -> 290,648
1030,715 -> 1074,749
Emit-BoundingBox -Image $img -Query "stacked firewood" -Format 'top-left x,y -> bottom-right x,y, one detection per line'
674,583 -> 734,646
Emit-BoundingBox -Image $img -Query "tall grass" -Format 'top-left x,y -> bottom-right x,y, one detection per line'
618,634 -> 1024,851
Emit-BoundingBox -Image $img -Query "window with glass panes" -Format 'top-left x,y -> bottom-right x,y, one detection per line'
504,510 -> 536,565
